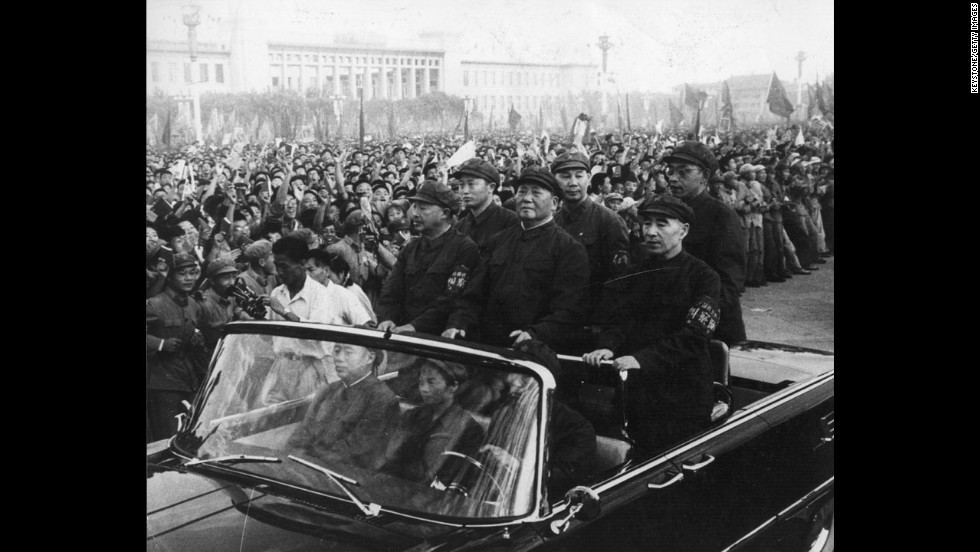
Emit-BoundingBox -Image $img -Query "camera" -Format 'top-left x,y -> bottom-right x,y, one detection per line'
228,278 -> 268,319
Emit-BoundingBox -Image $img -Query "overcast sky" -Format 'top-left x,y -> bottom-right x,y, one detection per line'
149,0 -> 834,93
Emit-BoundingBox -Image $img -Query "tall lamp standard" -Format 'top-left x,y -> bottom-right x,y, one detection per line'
182,4 -> 203,144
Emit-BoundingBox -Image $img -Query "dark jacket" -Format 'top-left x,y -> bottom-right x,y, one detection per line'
376,227 -> 480,335
146,286 -> 206,392
681,190 -> 747,345
594,250 -> 721,450
456,201 -> 520,255
555,198 -> 629,314
382,402 -> 485,482
447,220 -> 590,351
196,287 -> 235,353
286,375 -> 400,469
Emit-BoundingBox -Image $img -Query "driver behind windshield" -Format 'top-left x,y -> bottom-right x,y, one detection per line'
286,343 -> 399,469
381,360 -> 485,483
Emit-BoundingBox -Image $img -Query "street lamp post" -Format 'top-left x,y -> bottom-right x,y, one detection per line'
182,4 -> 203,144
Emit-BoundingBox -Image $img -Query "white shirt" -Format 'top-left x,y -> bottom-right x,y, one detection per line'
268,275 -> 372,359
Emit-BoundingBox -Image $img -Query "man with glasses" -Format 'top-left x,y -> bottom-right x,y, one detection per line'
659,142 -> 746,346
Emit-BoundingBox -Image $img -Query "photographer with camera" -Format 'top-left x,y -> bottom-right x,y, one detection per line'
198,258 -> 243,353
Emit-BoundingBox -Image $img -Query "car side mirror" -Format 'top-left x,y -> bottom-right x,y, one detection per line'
549,486 -> 601,535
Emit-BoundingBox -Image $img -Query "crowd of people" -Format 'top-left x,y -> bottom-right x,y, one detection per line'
146,122 -> 835,450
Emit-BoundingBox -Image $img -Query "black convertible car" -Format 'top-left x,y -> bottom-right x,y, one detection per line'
147,321 -> 834,552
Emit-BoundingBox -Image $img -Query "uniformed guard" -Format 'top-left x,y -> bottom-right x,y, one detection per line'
551,151 -> 629,340
146,253 -> 206,442
452,158 -> 520,254
376,180 -> 481,335
585,195 -> 721,455
197,257 -> 240,353
443,168 -> 590,352
659,141 -> 747,345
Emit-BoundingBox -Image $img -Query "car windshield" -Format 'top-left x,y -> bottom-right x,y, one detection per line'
173,329 -> 543,522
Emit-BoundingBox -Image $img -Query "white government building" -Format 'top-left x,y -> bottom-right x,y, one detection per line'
147,0 -> 598,118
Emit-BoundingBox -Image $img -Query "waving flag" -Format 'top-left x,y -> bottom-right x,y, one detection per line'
766,72 -> 795,118
508,104 -> 522,131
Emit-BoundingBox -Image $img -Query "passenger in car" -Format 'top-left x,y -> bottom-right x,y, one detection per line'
381,360 -> 485,482
585,196 -> 720,457
512,340 -> 597,493
285,343 -> 399,469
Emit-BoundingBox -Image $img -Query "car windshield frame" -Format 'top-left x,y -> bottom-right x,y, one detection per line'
169,320 -> 556,527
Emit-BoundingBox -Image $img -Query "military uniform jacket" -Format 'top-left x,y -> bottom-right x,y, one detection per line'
197,287 -> 236,352
456,201 -> 520,254
376,227 -> 480,335
146,286 -> 205,393
594,250 -> 721,427
555,198 -> 629,306
447,220 -> 590,350
682,190 -> 747,345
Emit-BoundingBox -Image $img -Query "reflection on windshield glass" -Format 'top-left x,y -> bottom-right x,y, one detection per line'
178,334 -> 540,520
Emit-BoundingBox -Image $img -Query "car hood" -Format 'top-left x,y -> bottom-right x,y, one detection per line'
147,465 -> 472,552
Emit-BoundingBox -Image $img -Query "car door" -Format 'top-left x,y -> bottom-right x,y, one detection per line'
657,371 -> 834,552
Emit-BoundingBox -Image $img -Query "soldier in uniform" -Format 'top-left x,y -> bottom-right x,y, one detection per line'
453,158 -> 520,254
146,253 -> 207,442
196,257 -> 240,354
660,141 -> 747,346
585,196 -> 721,456
376,180 -> 481,336
551,151 -> 629,335
443,168 -> 590,352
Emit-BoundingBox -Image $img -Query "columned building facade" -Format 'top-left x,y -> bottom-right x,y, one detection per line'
265,45 -> 443,99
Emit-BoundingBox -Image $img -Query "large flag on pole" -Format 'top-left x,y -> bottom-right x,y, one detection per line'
766,72 -> 795,118
508,104 -> 521,131
822,81 -> 834,115
814,83 -> 828,116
